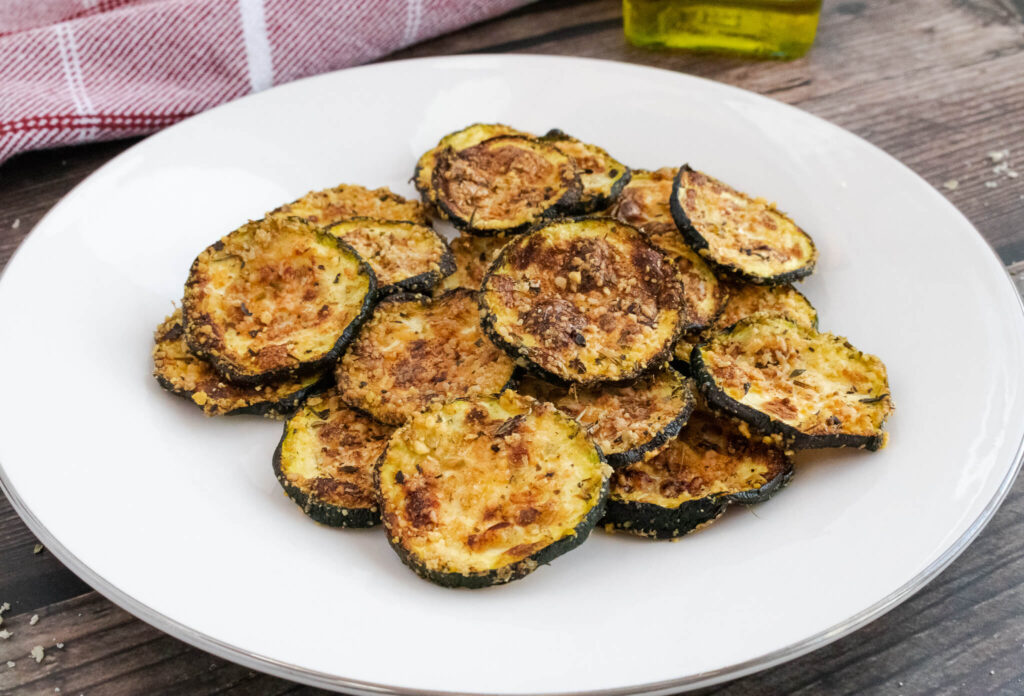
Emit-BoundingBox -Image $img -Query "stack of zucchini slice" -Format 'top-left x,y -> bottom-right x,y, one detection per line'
152,124 -> 894,589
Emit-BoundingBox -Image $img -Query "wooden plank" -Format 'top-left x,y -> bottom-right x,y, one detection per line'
0,496 -> 91,616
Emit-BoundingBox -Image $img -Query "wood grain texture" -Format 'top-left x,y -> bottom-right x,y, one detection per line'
1,0 -> 1023,693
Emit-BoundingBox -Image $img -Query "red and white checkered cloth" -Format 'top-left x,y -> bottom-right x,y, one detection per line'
0,0 -> 531,165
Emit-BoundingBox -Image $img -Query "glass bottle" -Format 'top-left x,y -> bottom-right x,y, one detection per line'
623,0 -> 823,59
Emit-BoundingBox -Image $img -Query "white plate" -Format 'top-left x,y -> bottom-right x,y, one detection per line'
1,55 -> 1022,695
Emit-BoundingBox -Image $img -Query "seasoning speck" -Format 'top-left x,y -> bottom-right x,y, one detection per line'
31,645 -> 44,663
988,150 -> 1007,163
33,543 -> 43,554
943,180 -> 959,190
1,602 -> 9,614
0,629 -> 12,639
56,642 -> 64,649
11,218 -> 20,230
29,614 -> 38,626
6,661 -> 14,668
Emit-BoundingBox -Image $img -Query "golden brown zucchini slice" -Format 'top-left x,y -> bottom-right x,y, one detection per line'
413,123 -> 530,207
432,135 -> 581,236
480,218 -> 686,385
183,217 -> 376,385
692,315 -> 893,450
607,167 -> 677,234
325,218 -> 454,295
270,183 -> 428,226
375,391 -> 611,588
518,369 -> 695,468
673,281 -> 818,364
336,289 -> 516,426
433,232 -> 511,296
153,309 -> 328,417
273,389 -> 393,527
670,166 -> 817,284
541,129 -> 631,214
603,408 -> 793,539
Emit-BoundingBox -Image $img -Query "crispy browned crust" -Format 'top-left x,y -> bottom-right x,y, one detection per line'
153,309 -> 328,417
518,369 -> 695,467
670,166 -> 817,284
432,135 -> 582,235
326,218 -> 454,295
414,123 -> 530,209
336,289 -> 516,426
182,216 -> 376,385
541,129 -> 631,214
375,391 -> 610,588
273,389 -> 393,527
692,316 -> 893,450
270,183 -> 428,225
603,408 -> 793,538
648,227 -> 728,332
607,167 -> 678,234
479,217 -> 686,385
673,281 -> 818,363
433,232 -> 511,296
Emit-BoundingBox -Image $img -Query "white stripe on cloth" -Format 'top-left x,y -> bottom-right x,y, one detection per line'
239,0 -> 273,93
53,22 -> 97,141
402,0 -> 423,46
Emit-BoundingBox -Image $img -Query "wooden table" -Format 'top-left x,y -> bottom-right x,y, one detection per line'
2,1 -> 1023,693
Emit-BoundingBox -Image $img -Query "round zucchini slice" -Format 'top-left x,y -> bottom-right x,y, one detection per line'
326,218 -> 454,296
603,408 -> 793,539
673,281 -> 818,364
414,123 -> 530,207
691,315 -> 893,450
273,389 -> 393,527
432,135 -> 582,236
433,232 -> 511,296
607,167 -> 677,234
480,218 -> 686,385
517,369 -> 695,468
670,166 -> 817,284
153,309 -> 328,417
541,129 -> 631,214
375,391 -> 611,588
183,216 -> 376,385
336,289 -> 516,426
270,183 -> 428,226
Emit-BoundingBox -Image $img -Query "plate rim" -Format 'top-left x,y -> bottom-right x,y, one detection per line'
1,53 -> 1023,695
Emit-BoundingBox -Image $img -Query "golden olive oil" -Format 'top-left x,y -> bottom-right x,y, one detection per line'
623,0 -> 822,59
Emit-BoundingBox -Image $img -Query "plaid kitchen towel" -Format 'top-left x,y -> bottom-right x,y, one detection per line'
0,0 -> 531,164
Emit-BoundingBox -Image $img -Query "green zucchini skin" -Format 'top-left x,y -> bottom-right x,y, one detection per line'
541,129 -> 632,215
379,470 -> 610,589
690,318 -> 892,451
669,165 -> 816,286
724,463 -> 794,505
431,136 -> 582,237
158,370 -> 332,419
272,437 -> 380,528
603,496 -> 726,540
184,220 -> 378,386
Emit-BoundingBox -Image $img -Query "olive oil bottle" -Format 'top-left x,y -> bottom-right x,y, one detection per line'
623,0 -> 822,59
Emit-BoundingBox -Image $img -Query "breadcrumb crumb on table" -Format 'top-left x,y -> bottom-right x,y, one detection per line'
30,645 -> 44,663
